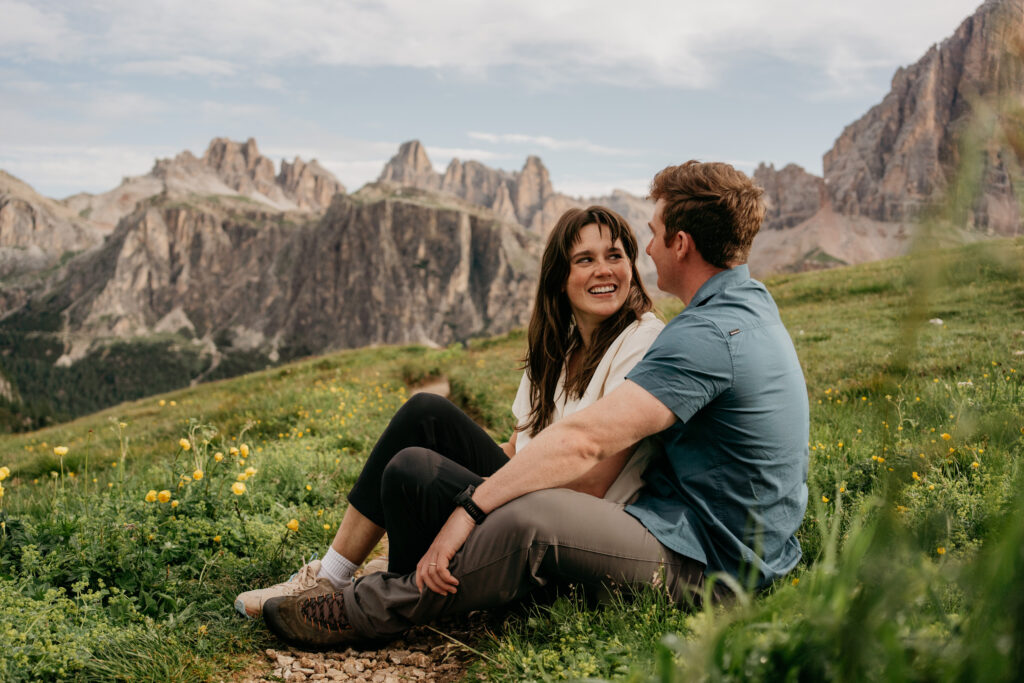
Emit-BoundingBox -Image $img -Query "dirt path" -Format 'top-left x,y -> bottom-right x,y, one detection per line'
409,377 -> 451,398
240,613 -> 494,682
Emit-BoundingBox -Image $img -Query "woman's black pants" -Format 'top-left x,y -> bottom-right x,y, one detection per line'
346,392 -> 510,574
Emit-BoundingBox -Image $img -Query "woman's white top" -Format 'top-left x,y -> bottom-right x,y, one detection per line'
511,311 -> 665,504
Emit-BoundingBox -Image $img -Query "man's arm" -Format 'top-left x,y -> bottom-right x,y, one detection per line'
416,380 -> 677,594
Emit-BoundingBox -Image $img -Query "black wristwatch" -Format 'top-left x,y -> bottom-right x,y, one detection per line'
453,485 -> 487,524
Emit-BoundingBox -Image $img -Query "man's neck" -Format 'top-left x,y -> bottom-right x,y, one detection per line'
678,263 -> 727,305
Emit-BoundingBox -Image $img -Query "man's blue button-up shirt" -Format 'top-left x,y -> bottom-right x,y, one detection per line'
626,265 -> 809,589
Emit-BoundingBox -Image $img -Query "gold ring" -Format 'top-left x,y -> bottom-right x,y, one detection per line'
429,562 -> 437,566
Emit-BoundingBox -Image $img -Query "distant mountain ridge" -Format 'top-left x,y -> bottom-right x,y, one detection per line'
63,137 -> 345,232
1,0 -> 1022,429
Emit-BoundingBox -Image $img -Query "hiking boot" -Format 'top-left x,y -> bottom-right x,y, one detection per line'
234,559 -> 335,618
263,590 -> 370,650
360,555 -> 389,577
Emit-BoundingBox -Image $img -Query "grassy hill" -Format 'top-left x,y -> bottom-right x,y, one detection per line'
0,237 -> 1022,681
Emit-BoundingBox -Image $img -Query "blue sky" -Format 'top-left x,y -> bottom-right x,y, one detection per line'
0,0 -> 983,200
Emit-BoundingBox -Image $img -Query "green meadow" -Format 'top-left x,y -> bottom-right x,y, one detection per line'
0,237 -> 1022,681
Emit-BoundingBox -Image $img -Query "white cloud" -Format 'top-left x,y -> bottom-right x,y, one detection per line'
556,177 -> 653,199
11,0 -> 982,91
0,1 -> 77,59
426,146 -> 504,162
117,56 -> 237,77
468,132 -> 635,156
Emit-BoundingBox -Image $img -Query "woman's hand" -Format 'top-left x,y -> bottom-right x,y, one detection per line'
498,431 -> 518,459
416,508 -> 476,595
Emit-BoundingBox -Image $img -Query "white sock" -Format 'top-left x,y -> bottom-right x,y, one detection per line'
320,547 -> 358,589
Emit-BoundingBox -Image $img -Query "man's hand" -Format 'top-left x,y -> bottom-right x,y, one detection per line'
416,507 -> 476,595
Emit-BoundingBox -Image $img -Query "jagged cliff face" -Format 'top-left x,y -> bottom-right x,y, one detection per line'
753,163 -> 828,231
823,0 -> 1024,232
63,137 -> 346,231
34,188 -> 539,369
282,186 -> 539,353
748,0 -> 1023,276
0,170 -> 104,314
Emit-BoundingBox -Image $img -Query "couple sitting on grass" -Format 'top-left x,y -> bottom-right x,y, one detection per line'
236,160 -> 809,650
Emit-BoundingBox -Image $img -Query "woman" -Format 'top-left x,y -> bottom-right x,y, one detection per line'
236,205 -> 663,618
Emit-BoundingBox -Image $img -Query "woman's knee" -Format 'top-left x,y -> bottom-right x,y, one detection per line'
393,392 -> 458,423
380,447 -> 441,496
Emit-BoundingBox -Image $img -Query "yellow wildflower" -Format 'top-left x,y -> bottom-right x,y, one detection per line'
286,519 -> 299,532
323,523 -> 331,530
171,500 -> 179,508
159,399 -> 166,406
169,400 -> 177,407
240,444 -> 249,458
157,490 -> 171,503
941,433 -> 952,441
821,495 -> 829,503
912,472 -> 920,481
214,452 -> 224,462
791,577 -> 800,586
0,483 -> 4,499
229,447 -> 239,457
213,535 -> 221,543
0,466 -> 9,481
245,466 -> 257,477
198,624 -> 208,636
937,547 -> 946,555
971,461 -> 980,469
145,490 -> 158,503
179,438 -> 191,451
53,446 -> 68,457
192,469 -> 203,481
231,482 -> 246,496
118,422 -> 127,428
305,484 -> 312,491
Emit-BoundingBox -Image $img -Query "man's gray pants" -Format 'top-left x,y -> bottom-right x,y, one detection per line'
341,488 -> 706,640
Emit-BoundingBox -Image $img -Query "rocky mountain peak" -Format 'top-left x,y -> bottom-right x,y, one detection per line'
753,163 -> 827,231
379,140 -> 441,188
59,138 -> 345,233
277,157 -> 347,211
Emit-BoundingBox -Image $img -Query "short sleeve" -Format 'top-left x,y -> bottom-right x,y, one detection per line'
602,314 -> 664,395
626,316 -> 733,424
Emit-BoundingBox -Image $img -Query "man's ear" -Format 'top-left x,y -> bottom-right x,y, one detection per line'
673,231 -> 690,261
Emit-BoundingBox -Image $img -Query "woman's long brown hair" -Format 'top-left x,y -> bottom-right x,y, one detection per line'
519,206 -> 652,437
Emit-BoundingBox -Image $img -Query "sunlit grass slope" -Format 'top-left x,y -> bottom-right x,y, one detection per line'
0,237 -> 1021,681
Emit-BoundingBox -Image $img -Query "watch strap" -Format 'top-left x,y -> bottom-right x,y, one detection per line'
454,484 -> 487,524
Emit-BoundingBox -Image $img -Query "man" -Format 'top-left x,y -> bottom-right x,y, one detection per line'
263,161 -> 809,649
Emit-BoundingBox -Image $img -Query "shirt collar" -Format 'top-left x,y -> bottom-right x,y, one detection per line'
689,264 -> 750,307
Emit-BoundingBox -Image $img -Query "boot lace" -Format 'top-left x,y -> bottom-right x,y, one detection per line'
300,592 -> 352,632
